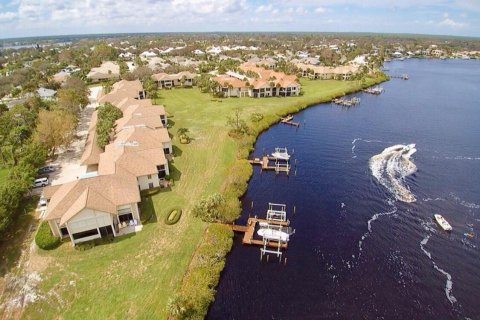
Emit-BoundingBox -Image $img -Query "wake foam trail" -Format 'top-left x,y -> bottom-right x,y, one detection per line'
420,223 -> 457,305
358,199 -> 397,259
370,144 -> 417,202
449,193 -> 480,209
351,138 -> 382,159
423,197 -> 445,202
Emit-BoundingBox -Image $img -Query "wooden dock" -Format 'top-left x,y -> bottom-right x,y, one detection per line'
248,156 -> 290,174
280,115 -> 300,127
390,74 -> 409,80
230,217 -> 290,249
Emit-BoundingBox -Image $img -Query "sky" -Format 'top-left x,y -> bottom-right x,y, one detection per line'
0,0 -> 479,39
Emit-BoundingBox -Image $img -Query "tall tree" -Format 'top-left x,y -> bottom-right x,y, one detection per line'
34,109 -> 77,157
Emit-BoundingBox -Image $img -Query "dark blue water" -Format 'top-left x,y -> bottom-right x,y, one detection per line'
207,59 -> 480,320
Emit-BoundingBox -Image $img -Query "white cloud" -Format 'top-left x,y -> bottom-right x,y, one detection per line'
255,4 -> 272,14
0,11 -> 17,23
315,7 -> 326,14
439,17 -> 467,28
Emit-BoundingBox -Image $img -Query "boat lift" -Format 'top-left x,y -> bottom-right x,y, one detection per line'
266,203 -> 287,222
260,203 -> 295,263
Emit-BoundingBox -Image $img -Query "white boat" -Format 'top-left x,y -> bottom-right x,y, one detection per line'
434,214 -> 452,231
257,228 -> 290,242
271,147 -> 290,160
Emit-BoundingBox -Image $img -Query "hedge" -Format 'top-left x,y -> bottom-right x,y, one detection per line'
165,207 -> 182,225
35,221 -> 61,250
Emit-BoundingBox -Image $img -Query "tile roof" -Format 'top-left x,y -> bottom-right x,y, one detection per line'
45,169 -> 140,223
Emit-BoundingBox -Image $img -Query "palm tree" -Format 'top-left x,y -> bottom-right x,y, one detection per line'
166,295 -> 186,319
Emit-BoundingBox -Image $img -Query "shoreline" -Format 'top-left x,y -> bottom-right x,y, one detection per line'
179,73 -> 389,319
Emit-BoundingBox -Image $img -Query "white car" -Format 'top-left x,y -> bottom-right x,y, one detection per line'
33,177 -> 49,187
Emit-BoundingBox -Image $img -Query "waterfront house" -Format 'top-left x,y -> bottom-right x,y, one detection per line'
295,63 -> 359,80
44,79 -> 171,245
212,63 -> 300,98
43,169 -> 141,245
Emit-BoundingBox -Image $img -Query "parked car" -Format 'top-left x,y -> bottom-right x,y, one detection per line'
38,198 -> 47,208
38,165 -> 55,174
33,177 -> 49,188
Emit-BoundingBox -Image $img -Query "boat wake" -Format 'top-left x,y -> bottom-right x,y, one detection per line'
357,198 -> 397,259
351,138 -> 382,159
449,193 -> 480,209
369,144 -> 417,202
420,222 -> 458,305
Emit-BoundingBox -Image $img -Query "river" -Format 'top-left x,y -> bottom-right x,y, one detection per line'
207,59 -> 480,320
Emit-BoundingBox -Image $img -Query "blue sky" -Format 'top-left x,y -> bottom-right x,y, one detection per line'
0,0 -> 479,39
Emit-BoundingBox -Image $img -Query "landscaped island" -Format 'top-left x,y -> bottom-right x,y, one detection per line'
16,74 -> 385,319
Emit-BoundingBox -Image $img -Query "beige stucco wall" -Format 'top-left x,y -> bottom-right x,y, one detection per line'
137,174 -> 160,190
163,141 -> 173,154
48,219 -> 61,237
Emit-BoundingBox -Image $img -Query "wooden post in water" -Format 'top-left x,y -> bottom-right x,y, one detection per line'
294,206 -> 296,214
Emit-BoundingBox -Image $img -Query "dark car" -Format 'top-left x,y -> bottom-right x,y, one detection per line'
38,165 -> 55,174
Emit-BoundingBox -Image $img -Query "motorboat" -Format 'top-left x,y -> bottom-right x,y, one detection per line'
271,147 -> 290,160
434,214 -> 452,231
257,228 -> 290,242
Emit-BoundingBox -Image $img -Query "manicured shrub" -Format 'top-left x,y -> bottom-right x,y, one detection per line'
35,221 -> 60,250
165,207 -> 182,225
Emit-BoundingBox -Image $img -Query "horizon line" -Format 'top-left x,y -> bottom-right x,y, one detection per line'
1,31 -> 479,42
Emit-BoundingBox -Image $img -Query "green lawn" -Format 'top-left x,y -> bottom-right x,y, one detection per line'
18,77 -> 384,319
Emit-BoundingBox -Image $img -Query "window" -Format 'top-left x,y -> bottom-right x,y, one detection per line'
147,174 -> 152,179
149,182 -> 154,189
72,229 -> 99,240
163,147 -> 170,154
118,213 -> 134,223
60,227 -> 69,237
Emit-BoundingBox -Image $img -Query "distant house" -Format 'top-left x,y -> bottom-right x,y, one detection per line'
151,71 -> 197,89
86,61 -> 120,82
145,57 -> 170,71
247,57 -> 277,69
53,70 -> 70,83
140,51 -> 157,58
213,63 -> 300,98
295,63 -> 360,80
37,87 -> 56,100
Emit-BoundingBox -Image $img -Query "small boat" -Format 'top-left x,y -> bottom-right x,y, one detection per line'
257,228 -> 290,242
434,214 -> 452,231
271,147 -> 290,160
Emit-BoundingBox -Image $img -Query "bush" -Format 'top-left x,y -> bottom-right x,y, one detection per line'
250,112 -> 264,122
172,224 -> 233,320
191,193 -> 227,223
140,187 -> 161,197
165,207 -> 182,225
35,221 -> 60,250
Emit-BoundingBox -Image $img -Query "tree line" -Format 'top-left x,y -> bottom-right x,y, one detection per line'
0,76 -> 89,236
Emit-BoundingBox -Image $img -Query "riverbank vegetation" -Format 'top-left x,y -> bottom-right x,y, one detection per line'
16,74 -> 386,319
